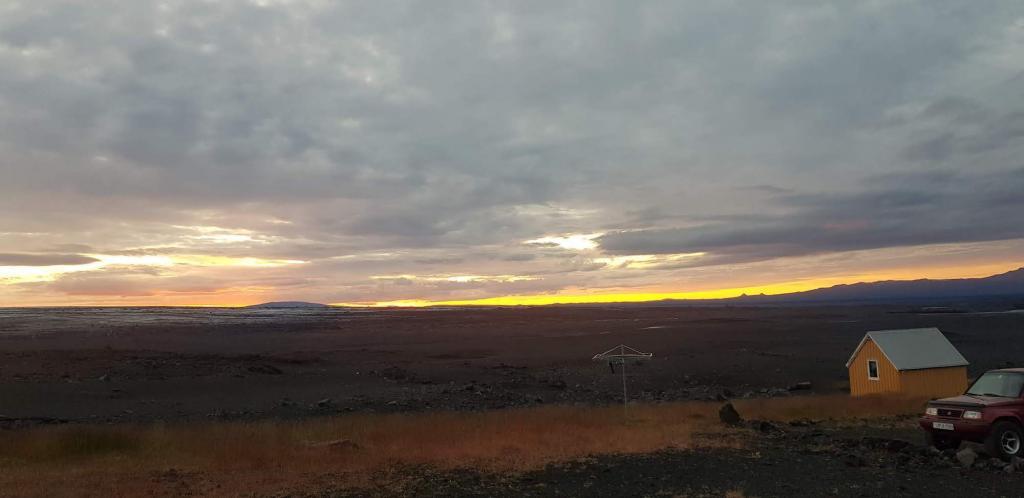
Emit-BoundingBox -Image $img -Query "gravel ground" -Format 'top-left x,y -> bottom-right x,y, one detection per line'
3,305 -> 1023,425
324,421 -> 1024,498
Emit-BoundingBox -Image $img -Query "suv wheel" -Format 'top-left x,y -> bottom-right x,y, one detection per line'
925,430 -> 961,451
985,421 -> 1023,460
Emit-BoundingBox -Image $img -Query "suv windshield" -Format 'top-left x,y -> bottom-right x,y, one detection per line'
966,372 -> 1024,397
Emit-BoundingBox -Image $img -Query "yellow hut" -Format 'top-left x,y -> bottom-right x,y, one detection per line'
846,327 -> 968,398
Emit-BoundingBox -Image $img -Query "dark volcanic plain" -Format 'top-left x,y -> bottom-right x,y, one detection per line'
3,305 -> 1023,424
2,304 -> 1024,497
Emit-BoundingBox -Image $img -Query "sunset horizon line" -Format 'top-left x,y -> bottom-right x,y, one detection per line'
5,263 -> 1019,309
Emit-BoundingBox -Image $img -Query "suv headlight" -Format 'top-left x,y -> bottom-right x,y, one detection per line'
963,410 -> 982,420
925,407 -> 938,416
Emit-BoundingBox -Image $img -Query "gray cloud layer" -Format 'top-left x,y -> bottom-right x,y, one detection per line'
1,1 -> 1023,303
0,253 -> 99,266
598,168 -> 1024,264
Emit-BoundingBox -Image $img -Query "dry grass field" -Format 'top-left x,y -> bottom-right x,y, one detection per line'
734,393 -> 929,422
1,403 -> 730,497
0,395 -> 926,498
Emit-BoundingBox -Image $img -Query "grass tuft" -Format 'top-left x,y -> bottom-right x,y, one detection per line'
5,426 -> 141,462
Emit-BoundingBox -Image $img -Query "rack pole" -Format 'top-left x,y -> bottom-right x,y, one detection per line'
621,345 -> 628,417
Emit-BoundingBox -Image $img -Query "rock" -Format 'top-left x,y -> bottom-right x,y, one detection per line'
379,366 -> 410,381
248,364 -> 283,375
307,439 -> 360,451
787,381 -> 812,391
860,437 -> 910,453
98,374 -> 110,382
718,402 -> 743,426
982,458 -> 1003,471
1007,456 -> 1024,473
956,447 -> 977,468
548,379 -> 568,390
842,453 -> 866,467
752,420 -> 780,433
328,439 -> 360,451
884,439 -> 911,453
316,398 -> 333,408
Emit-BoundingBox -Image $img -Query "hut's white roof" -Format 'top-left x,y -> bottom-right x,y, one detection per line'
845,327 -> 968,371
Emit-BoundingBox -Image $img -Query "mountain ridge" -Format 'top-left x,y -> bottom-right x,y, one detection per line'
244,301 -> 330,309
720,267 -> 1024,304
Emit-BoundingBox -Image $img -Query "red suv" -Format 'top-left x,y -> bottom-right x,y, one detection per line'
919,369 -> 1024,460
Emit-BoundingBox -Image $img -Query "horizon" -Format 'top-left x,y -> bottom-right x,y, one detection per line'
3,2 -> 1024,307
2,264 -> 1019,308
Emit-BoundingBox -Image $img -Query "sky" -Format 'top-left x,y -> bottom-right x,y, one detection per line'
2,1 -> 1024,307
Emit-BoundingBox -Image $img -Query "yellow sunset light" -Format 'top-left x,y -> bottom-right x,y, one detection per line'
525,233 -> 604,251
0,263 -> 104,283
339,261 -> 1023,308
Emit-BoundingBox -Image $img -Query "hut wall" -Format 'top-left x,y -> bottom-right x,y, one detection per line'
898,366 -> 968,399
849,339 -> 901,396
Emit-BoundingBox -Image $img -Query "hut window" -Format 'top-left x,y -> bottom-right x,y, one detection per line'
867,360 -> 879,380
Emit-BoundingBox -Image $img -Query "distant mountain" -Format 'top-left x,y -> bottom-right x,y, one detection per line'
728,267 -> 1024,304
245,301 -> 330,309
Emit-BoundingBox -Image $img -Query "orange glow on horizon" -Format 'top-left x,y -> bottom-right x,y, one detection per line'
334,281 -> 831,308
3,261 -> 1019,308
334,262 -> 1021,308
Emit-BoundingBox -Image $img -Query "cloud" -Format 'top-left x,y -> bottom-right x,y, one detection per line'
525,233 -> 603,251
47,271 -> 225,297
598,168 -> 1024,265
1,1 -> 1023,304
0,253 -> 99,266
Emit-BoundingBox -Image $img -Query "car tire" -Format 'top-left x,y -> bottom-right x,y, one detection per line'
985,421 -> 1024,461
925,430 -> 961,451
